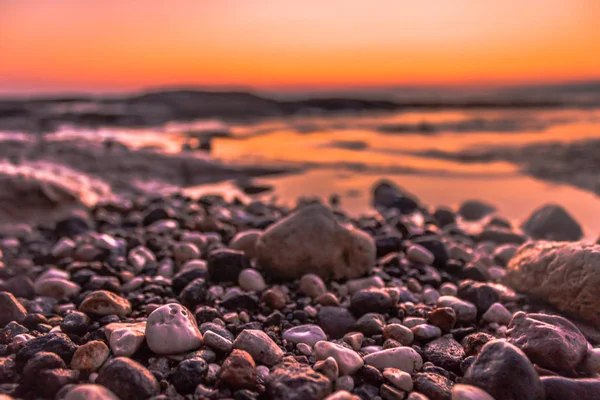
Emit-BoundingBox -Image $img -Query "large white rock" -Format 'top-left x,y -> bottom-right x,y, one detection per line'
145,303 -> 203,354
363,347 -> 423,373
105,322 -> 146,357
314,341 -> 364,376
256,204 -> 375,280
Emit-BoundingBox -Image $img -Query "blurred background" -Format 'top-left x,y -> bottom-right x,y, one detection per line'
1,0 -> 600,235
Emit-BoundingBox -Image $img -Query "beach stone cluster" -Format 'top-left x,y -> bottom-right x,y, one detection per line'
0,179 -> 597,400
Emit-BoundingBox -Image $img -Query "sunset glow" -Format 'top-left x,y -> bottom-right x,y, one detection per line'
1,0 -> 600,94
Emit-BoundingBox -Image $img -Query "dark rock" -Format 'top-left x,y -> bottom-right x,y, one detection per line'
461,332 -> 495,357
413,372 -> 454,400
521,204 -> 583,241
0,322 -> 28,341
477,228 -> 526,245
355,383 -> 379,400
542,376 -> 600,400
375,236 -> 402,259
16,333 -> 77,368
96,357 -> 160,400
142,207 -> 175,227
463,340 -> 544,400
507,312 -> 587,372
26,296 -> 57,315
427,307 -> 456,333
457,281 -> 498,314
0,276 -> 35,299
170,357 -> 208,394
0,358 -> 16,383
23,352 -> 66,381
356,313 -> 385,336
218,349 -> 257,390
350,289 -> 392,316
178,278 -> 207,310
458,200 -> 496,221
60,311 -> 90,335
318,307 -> 357,339
423,335 -> 465,374
411,236 -> 449,268
207,249 -> 249,283
172,266 -> 208,294
55,216 -> 91,238
200,322 -> 235,342
433,207 -> 455,227
267,360 -> 332,400
222,291 -> 259,311
0,293 -> 27,328
37,368 -> 79,397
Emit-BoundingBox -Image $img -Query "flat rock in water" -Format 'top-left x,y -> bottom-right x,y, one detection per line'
521,204 -> 583,241
542,376 -> 600,400
507,312 -> 587,372
256,204 -> 375,280
267,360 -> 332,400
463,340 -> 544,400
505,241 -> 600,325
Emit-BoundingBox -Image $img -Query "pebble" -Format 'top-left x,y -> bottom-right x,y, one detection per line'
71,341 -> 109,371
299,274 -> 328,298
346,276 -> 385,294
463,340 -> 544,400
78,290 -> 131,317
437,296 -> 477,322
314,356 -> 339,381
170,357 -> 208,394
451,384 -> 495,400
267,360 -> 332,400
542,376 -> 600,400
207,249 -> 250,283
383,368 -> 413,392
411,324 -> 442,342
233,329 -> 284,366
407,244 -> 435,265
283,324 -> 328,347
173,242 -> 200,263
318,307 -> 357,339
314,341 -> 364,376
229,229 -> 262,259
0,292 -> 27,327
350,288 -> 392,316
336,375 -> 355,392
146,303 -> 203,354
325,390 -> 360,400
218,349 -> 257,390
16,332 -> 78,368
64,384 -> 120,400
439,283 -> 458,296
585,347 -> 600,375
427,307 -> 457,333
105,322 -> 146,357
34,278 -> 81,299
343,332 -> 364,351
297,343 -> 313,355
363,347 -> 423,373
482,302 -> 512,325
96,357 -> 160,400
423,335 -> 465,374
256,204 -> 375,280
203,330 -> 234,353
238,269 -> 267,292
413,372 -> 455,400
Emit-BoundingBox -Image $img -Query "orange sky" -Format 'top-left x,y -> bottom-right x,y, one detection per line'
1,0 -> 600,94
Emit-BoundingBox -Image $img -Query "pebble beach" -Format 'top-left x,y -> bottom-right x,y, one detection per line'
0,178 -> 599,400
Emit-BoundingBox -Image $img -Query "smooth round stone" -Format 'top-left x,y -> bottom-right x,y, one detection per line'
105,322 -> 146,357
315,356 -> 339,381
411,324 -> 442,342
203,330 -> 233,353
128,246 -> 156,273
297,343 -> 312,356
96,357 -> 160,400
314,341 -> 364,376
229,230 -> 262,259
423,288 -> 440,304
283,325 -> 327,347
440,283 -> 458,296
64,384 -> 120,400
51,238 -> 76,258
146,303 -> 203,355
79,291 -> 131,317
299,274 -> 327,299
363,347 -> 423,373
383,324 -> 414,346
233,329 -> 284,366
407,244 -> 435,265
437,296 -> 477,322
403,317 -> 427,328
482,303 -> 512,325
37,268 -> 70,282
173,242 -> 200,263
34,278 -> 81,299
71,340 -> 109,371
452,384 -> 495,400
383,368 -> 413,392
238,269 -> 267,292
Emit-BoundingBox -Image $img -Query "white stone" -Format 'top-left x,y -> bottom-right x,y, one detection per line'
283,324 -> 327,347
314,341 -> 364,376
203,330 -> 233,353
256,204 -> 376,280
451,384 -> 495,400
363,347 -> 423,373
64,384 -> 119,400
146,303 -> 203,354
238,269 -> 267,292
437,296 -> 477,322
233,329 -> 284,366
105,322 -> 146,357
482,302 -> 512,325
314,356 -> 339,381
383,368 -> 413,392
299,274 -> 327,298
406,244 -> 435,265
35,278 -> 81,299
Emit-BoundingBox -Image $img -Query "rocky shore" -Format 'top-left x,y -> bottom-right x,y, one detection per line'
0,180 -> 599,400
